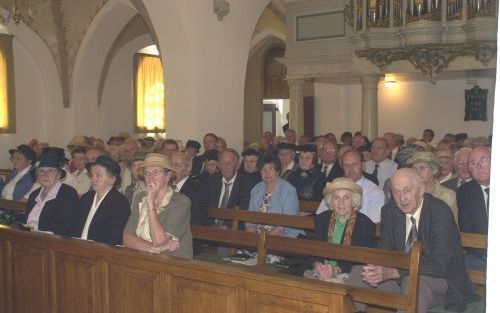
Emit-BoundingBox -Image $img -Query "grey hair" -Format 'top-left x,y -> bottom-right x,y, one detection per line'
324,189 -> 362,211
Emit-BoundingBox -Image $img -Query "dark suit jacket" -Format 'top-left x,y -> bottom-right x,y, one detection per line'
73,187 -> 131,246
379,194 -> 476,306
322,161 -> 344,182
363,171 -> 379,185
207,172 -> 254,211
179,176 -> 208,226
190,155 -> 205,178
442,177 -> 460,191
314,210 -> 375,273
0,167 -> 35,201
25,183 -> 79,236
457,180 -> 488,236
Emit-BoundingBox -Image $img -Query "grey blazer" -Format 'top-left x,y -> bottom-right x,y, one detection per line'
379,194 -> 476,306
125,192 -> 193,259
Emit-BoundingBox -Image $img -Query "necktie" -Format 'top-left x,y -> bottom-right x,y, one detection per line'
322,164 -> 328,175
220,182 -> 232,208
457,178 -> 463,188
405,216 -> 417,253
485,187 -> 490,213
372,164 -> 379,178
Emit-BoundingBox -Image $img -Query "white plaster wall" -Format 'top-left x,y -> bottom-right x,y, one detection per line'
0,39 -> 49,168
314,77 -> 495,139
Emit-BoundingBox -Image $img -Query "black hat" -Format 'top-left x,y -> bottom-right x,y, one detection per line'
42,147 -> 69,164
9,144 -> 36,164
276,142 -> 296,152
127,150 -> 147,166
86,156 -> 121,185
455,133 -> 468,142
297,144 -> 317,153
36,153 -> 66,179
242,148 -> 261,158
186,140 -> 201,151
204,150 -> 219,162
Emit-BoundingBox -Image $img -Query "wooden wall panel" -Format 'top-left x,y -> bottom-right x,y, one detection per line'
247,291 -> 330,313
170,276 -> 237,313
52,252 -> 99,313
11,243 -> 49,313
107,263 -> 163,313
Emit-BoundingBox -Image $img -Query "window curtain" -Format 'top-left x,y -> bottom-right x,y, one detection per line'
135,54 -> 165,133
0,34 -> 14,133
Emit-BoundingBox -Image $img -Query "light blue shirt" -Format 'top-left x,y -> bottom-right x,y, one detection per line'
364,158 -> 398,189
247,178 -> 303,237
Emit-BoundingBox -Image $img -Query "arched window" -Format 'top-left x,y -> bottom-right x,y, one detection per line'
0,34 -> 15,134
134,52 -> 165,133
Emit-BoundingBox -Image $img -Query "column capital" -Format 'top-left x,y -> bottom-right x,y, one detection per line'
287,78 -> 306,87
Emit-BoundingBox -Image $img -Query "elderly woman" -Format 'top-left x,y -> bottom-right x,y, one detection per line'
239,148 -> 262,184
0,144 -> 36,201
245,154 -> 301,237
305,178 -> 375,282
436,150 -> 455,183
123,153 -> 193,259
25,153 -> 79,236
408,151 -> 458,222
72,156 -> 131,245
288,144 -> 326,201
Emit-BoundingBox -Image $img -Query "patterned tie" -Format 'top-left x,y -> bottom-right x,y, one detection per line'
372,164 -> 379,178
322,164 -> 328,176
405,216 -> 417,253
220,182 -> 232,208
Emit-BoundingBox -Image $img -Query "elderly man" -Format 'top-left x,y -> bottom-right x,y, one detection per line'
348,168 -> 476,313
457,146 -> 490,270
442,147 -> 472,191
316,150 -> 385,223
191,133 -> 219,178
171,152 -> 208,255
207,149 -> 254,229
318,141 -> 344,182
71,147 -> 91,196
364,138 -> 397,188
285,129 -> 297,144
383,132 -> 400,162
159,139 -> 179,158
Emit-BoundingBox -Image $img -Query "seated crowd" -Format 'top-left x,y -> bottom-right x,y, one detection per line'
0,128 -> 491,312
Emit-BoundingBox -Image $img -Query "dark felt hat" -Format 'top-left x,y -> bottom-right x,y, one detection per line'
86,155 -> 121,180
36,153 -> 66,179
186,140 -> 201,151
204,150 -> 219,162
242,148 -> 261,158
9,144 -> 36,164
297,144 -> 317,153
276,142 -> 296,152
42,147 -> 69,163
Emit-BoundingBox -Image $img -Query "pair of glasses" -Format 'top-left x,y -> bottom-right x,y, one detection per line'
143,169 -> 166,177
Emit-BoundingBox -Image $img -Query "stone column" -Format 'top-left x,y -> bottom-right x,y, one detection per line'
288,78 -> 305,136
360,75 -> 381,140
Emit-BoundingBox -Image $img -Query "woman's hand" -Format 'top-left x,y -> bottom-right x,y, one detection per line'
146,180 -> 160,210
150,238 -> 180,253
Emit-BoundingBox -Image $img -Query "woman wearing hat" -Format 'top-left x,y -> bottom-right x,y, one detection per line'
24,153 -> 79,236
288,144 -> 327,201
123,153 -> 193,259
304,178 -> 375,282
407,151 -> 458,222
72,156 -> 131,245
0,144 -> 37,201
245,154 -> 301,237
239,148 -> 262,185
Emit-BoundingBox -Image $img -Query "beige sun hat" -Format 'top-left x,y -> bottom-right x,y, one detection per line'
67,135 -> 89,148
139,153 -> 175,171
436,149 -> 453,159
407,151 -> 440,169
323,177 -> 362,198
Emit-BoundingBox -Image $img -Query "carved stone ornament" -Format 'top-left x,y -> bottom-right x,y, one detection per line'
213,0 -> 229,21
356,42 -> 497,82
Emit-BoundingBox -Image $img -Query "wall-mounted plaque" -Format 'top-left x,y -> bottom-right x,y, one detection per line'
465,85 -> 488,121
296,11 -> 345,42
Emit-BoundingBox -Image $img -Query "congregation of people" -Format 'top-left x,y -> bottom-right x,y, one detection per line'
0,127 -> 491,312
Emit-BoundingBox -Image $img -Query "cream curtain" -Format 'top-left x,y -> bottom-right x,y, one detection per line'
135,54 -> 165,132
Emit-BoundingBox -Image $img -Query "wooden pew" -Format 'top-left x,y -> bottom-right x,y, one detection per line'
299,199 -> 320,214
191,224 -> 422,313
0,225 -> 353,313
460,232 -> 487,288
0,168 -> 10,181
0,199 -> 26,213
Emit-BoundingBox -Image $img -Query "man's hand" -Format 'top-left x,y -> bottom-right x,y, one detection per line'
361,264 -> 400,287
314,262 -> 339,281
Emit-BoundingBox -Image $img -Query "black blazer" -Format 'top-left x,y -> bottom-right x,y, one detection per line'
190,155 -> 205,178
379,194 -> 476,306
442,177 -> 460,192
322,161 -> 344,183
179,176 -> 209,226
25,183 -> 79,236
457,180 -> 488,235
314,210 -> 375,273
207,172 -> 254,211
73,187 -> 131,246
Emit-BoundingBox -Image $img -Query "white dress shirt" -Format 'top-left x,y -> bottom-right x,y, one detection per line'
81,187 -> 112,240
218,173 -> 237,207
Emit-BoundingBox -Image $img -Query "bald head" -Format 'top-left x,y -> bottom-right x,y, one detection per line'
391,168 -> 424,215
171,152 -> 192,182
468,146 -> 491,186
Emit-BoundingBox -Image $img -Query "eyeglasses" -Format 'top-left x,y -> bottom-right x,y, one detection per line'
143,169 -> 166,177
468,157 -> 490,169
321,149 -> 336,153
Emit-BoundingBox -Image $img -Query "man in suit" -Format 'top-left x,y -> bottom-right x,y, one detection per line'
207,148 -> 254,229
348,168 -> 476,313
457,146 -> 490,270
318,140 -> 344,182
171,152 -> 208,256
442,147 -> 472,191
364,138 -> 397,188
383,132 -> 400,162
